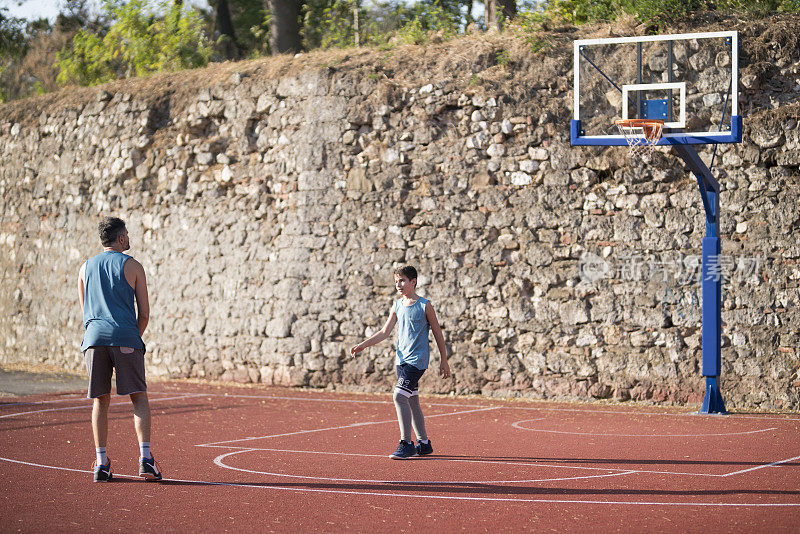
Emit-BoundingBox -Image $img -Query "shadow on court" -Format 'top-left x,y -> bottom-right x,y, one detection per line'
0,369 -> 86,396
431,455 -> 800,469
0,401 -> 244,433
150,478 -> 800,498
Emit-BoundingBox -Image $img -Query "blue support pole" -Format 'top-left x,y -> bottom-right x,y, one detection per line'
700,235 -> 726,414
673,145 -> 727,414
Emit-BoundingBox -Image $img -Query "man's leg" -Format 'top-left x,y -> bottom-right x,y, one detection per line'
92,394 -> 111,448
130,392 -> 151,445
91,394 -> 113,481
86,347 -> 114,480
131,391 -> 161,480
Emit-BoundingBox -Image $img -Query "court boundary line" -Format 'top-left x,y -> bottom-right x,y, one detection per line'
0,394 -> 201,419
3,391 -> 800,422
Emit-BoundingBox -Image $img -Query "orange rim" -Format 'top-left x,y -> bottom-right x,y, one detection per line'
614,119 -> 665,127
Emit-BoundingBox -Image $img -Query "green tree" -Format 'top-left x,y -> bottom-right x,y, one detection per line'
303,0 -> 362,49
270,0 -> 304,53
213,0 -> 240,59
396,1 -> 460,44
301,0 -> 464,50
229,0 -> 270,57
56,0 -> 211,86
532,0 -> 798,26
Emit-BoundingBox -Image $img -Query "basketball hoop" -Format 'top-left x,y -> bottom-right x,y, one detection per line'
615,119 -> 664,161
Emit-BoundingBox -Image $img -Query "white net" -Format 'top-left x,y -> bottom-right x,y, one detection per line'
615,119 -> 664,161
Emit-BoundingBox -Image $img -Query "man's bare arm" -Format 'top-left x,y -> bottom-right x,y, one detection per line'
126,259 -> 150,336
78,262 -> 86,315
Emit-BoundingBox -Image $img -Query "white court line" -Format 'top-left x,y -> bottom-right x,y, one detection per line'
722,455 -> 800,477
153,392 -> 800,422
1,456 -> 799,508
0,394 -> 201,419
512,419 -> 779,437
0,395 -> 86,407
212,448 -> 638,484
196,406 -> 500,447
6,391 -> 800,422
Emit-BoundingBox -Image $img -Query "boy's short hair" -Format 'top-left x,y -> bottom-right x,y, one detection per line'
395,265 -> 417,281
98,217 -> 126,247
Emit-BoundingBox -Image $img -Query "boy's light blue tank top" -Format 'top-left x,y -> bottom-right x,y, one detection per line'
81,251 -> 145,352
394,297 -> 430,370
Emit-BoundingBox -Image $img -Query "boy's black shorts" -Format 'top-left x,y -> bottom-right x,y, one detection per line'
395,363 -> 426,396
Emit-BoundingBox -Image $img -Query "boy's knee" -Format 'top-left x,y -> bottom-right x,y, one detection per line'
393,388 -> 410,404
94,394 -> 111,407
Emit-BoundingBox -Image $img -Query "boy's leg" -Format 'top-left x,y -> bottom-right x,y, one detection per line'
393,388 -> 414,443
408,393 -> 428,442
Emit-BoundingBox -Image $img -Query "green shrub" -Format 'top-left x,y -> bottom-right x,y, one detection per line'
508,10 -> 551,53
396,2 -> 458,45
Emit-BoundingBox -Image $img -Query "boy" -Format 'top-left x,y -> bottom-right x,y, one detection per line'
351,265 -> 450,459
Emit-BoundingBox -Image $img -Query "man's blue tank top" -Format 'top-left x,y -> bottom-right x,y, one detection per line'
81,251 -> 145,352
394,297 -> 430,370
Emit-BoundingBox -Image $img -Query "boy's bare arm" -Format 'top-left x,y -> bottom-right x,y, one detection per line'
351,311 -> 397,356
426,302 -> 451,379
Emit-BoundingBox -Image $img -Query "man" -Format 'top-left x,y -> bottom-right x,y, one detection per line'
78,216 -> 162,482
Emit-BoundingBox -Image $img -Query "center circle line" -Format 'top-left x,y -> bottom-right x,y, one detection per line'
211,449 -> 637,484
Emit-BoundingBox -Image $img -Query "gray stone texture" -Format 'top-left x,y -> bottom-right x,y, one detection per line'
1,18 -> 799,410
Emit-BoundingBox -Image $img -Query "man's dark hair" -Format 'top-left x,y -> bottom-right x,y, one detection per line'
395,265 -> 417,281
98,217 -> 126,247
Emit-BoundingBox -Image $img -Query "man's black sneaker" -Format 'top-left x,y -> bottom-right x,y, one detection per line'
93,459 -> 113,482
389,440 -> 417,459
139,455 -> 162,481
415,440 -> 433,456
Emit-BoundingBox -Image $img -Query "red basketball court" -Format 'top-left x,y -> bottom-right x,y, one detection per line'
1,381 -> 798,532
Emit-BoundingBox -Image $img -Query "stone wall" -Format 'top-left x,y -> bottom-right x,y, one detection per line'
1,17 -> 799,410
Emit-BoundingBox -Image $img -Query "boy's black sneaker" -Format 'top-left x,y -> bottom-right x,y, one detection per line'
415,440 -> 433,456
139,455 -> 162,481
389,440 -> 417,459
93,459 -> 113,482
